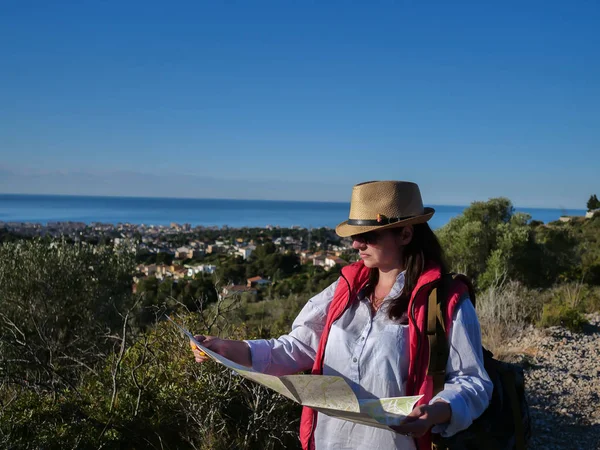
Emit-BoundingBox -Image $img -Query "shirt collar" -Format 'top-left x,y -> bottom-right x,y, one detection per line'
387,270 -> 406,300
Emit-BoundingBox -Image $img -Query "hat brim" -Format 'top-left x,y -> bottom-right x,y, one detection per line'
335,207 -> 435,238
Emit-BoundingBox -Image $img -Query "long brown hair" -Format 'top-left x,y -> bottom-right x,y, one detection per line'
364,223 -> 448,322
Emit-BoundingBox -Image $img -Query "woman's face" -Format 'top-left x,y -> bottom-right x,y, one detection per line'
351,227 -> 413,271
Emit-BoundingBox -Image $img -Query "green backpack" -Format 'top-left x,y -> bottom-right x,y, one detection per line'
427,274 -> 531,450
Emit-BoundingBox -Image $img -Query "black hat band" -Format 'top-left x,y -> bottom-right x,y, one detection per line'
346,215 -> 411,226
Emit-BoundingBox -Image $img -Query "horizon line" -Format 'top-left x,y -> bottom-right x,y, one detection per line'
0,192 -> 587,212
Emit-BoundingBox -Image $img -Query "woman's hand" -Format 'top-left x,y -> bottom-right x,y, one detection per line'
392,400 -> 452,438
190,335 -> 253,368
190,335 -> 212,363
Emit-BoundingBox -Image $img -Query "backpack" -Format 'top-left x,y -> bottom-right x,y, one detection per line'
427,274 -> 531,450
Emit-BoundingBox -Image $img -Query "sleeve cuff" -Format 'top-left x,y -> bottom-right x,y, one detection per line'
243,339 -> 272,373
430,388 -> 469,437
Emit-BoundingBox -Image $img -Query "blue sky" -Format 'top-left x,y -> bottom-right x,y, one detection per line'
0,1 -> 598,208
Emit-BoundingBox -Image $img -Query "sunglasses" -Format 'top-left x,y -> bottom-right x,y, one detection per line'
351,230 -> 384,245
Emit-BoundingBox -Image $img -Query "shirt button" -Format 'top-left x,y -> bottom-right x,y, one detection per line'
353,357 -> 358,363
360,337 -> 365,341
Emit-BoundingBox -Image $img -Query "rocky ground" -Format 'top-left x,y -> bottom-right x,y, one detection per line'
503,313 -> 600,449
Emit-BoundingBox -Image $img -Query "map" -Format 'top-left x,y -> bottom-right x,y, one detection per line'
167,316 -> 422,429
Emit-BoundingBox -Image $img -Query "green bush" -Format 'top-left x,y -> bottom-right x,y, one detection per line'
437,198 -> 593,290
0,239 -> 301,449
0,239 -> 136,392
0,317 -> 302,449
583,285 -> 600,312
538,302 -> 588,332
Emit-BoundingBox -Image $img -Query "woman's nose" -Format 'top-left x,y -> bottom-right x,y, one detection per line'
352,239 -> 366,250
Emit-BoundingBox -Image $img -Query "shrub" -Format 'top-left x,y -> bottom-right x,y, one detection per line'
0,239 -> 136,393
538,302 -> 588,332
476,280 -> 542,355
0,314 -> 302,449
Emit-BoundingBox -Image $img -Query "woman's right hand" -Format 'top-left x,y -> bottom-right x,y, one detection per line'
190,335 -> 253,368
190,335 -> 214,363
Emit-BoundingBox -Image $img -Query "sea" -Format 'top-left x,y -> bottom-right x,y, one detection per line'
0,194 -> 587,230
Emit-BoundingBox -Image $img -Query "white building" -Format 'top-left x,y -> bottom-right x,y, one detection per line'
237,246 -> 255,260
586,209 -> 600,219
325,256 -> 347,270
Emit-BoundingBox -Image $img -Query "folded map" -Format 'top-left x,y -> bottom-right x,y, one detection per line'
167,315 -> 422,430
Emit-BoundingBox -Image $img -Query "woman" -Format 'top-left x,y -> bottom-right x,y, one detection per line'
191,180 -> 492,450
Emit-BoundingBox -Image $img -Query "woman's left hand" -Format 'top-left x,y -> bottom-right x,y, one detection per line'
391,400 -> 452,438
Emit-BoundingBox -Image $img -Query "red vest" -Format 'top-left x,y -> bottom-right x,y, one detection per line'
299,261 -> 467,450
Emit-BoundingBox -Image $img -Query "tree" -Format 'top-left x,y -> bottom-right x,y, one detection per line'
587,194 -> 600,211
156,251 -> 174,265
437,197 -> 591,288
217,256 -> 247,285
252,242 -> 277,260
477,212 -> 543,288
437,198 -> 553,289
534,225 -> 581,283
437,198 -> 515,284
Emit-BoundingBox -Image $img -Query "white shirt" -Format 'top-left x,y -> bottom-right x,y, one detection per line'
245,271 -> 492,450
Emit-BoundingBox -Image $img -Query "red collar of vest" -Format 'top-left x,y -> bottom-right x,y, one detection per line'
341,261 -> 443,302
409,263 -> 442,302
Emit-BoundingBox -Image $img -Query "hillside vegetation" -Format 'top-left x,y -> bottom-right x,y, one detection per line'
1,198 -> 599,449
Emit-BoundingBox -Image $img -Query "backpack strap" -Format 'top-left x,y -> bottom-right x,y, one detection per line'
451,273 -> 476,309
427,274 -> 451,397
427,273 -> 475,396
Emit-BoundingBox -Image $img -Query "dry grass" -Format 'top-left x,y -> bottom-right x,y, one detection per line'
476,279 -> 542,357
476,280 -> 600,357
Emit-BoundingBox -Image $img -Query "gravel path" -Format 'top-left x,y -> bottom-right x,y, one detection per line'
503,313 -> 600,449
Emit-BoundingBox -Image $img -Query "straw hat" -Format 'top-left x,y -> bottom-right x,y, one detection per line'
335,181 -> 435,237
